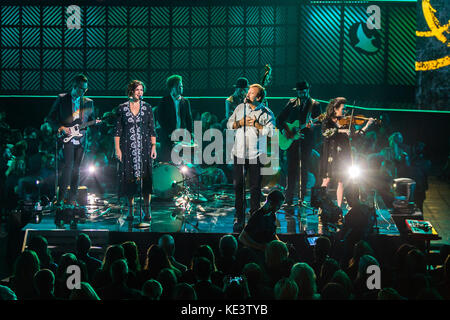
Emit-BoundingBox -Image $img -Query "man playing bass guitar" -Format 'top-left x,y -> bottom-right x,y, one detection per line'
276,81 -> 322,206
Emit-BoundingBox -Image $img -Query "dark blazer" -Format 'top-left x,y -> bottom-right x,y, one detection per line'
46,93 -> 95,146
155,95 -> 193,161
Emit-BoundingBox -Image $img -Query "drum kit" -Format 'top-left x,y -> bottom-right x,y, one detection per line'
152,141 -> 208,205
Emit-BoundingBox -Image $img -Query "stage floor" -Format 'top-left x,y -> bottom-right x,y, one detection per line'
22,184 -> 401,237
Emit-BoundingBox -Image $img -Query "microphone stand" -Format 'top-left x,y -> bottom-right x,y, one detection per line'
134,96 -> 150,229
242,100 -> 247,229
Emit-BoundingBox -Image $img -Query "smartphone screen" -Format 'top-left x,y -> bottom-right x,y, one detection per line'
307,236 -> 318,246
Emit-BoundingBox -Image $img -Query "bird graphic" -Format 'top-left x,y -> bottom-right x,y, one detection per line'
354,23 -> 379,53
416,0 -> 449,46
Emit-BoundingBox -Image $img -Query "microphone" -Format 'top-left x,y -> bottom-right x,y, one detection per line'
139,95 -> 144,100
244,97 -> 250,104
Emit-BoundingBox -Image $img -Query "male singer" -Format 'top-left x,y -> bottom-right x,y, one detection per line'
227,84 -> 275,233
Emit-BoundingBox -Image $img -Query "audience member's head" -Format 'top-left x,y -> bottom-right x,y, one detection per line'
356,255 -> 379,280
173,283 -> 197,300
56,253 -> 78,281
194,245 -> 217,272
122,241 -> 141,272
110,259 -> 128,285
102,244 -> 125,273
265,189 -> 285,212
289,263 -> 318,300
0,285 -> 17,300
69,282 -> 100,300
377,287 -> 406,300
158,234 -> 176,257
33,269 -> 55,298
193,257 -> 212,282
142,280 -> 163,300
242,263 -> 263,288
330,270 -> 353,299
265,240 -> 289,270
13,250 -> 40,296
274,278 -> 298,300
351,240 -> 374,265
319,258 -> 340,289
76,233 -> 92,256
321,282 -> 348,300
28,236 -> 53,268
157,268 -> 178,300
144,244 -> 171,276
219,235 -> 238,258
314,236 -> 331,262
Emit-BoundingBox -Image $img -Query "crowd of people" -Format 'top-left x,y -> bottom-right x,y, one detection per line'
0,232 -> 448,300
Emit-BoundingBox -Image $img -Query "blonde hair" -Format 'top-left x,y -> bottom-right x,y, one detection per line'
249,83 -> 266,101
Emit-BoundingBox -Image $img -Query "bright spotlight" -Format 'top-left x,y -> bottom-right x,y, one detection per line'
88,165 -> 96,174
35,180 -> 40,185
181,165 -> 188,174
348,165 -> 361,179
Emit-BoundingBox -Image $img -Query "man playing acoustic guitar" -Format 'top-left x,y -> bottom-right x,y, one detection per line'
276,81 -> 322,206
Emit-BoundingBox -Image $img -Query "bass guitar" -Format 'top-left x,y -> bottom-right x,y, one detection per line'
57,118 -> 102,144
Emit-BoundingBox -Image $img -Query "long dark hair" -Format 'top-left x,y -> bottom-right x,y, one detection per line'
325,97 -> 347,120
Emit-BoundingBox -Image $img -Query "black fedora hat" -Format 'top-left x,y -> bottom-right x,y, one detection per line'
293,81 -> 310,91
233,77 -> 249,89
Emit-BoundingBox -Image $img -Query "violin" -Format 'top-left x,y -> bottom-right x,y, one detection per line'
337,115 -> 381,127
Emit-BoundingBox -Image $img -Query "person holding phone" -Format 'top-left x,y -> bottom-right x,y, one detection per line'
238,190 -> 285,252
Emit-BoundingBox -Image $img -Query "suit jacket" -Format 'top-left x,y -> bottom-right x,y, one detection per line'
46,93 -> 95,146
156,95 -> 193,139
155,95 -> 193,161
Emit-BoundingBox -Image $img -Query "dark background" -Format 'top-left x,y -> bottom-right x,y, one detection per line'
0,1 -> 449,165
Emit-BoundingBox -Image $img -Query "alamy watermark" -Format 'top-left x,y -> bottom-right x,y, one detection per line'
169,121 -> 280,176
366,264 -> 381,290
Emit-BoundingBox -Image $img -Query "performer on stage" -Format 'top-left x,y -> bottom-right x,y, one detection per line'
227,84 -> 275,232
155,75 -> 193,163
238,189 -> 285,252
276,81 -> 321,206
319,97 -> 374,208
225,77 -> 249,119
46,73 -> 95,206
114,80 -> 157,221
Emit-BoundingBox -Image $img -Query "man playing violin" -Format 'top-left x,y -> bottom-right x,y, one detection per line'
319,97 -> 375,209
276,81 -> 321,206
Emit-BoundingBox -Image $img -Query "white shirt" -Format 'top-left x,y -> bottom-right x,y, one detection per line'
227,102 -> 275,159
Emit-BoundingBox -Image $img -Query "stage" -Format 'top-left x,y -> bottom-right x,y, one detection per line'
21,183 -> 401,235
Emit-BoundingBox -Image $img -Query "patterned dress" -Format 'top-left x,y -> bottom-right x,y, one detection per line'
319,117 -> 352,181
114,101 -> 156,197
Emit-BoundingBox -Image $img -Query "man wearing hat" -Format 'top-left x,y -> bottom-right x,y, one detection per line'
276,81 -> 321,206
225,77 -> 249,119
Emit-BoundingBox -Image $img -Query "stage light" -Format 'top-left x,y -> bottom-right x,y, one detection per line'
181,165 -> 188,174
35,180 -> 40,185
348,165 -> 361,179
88,165 -> 96,174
